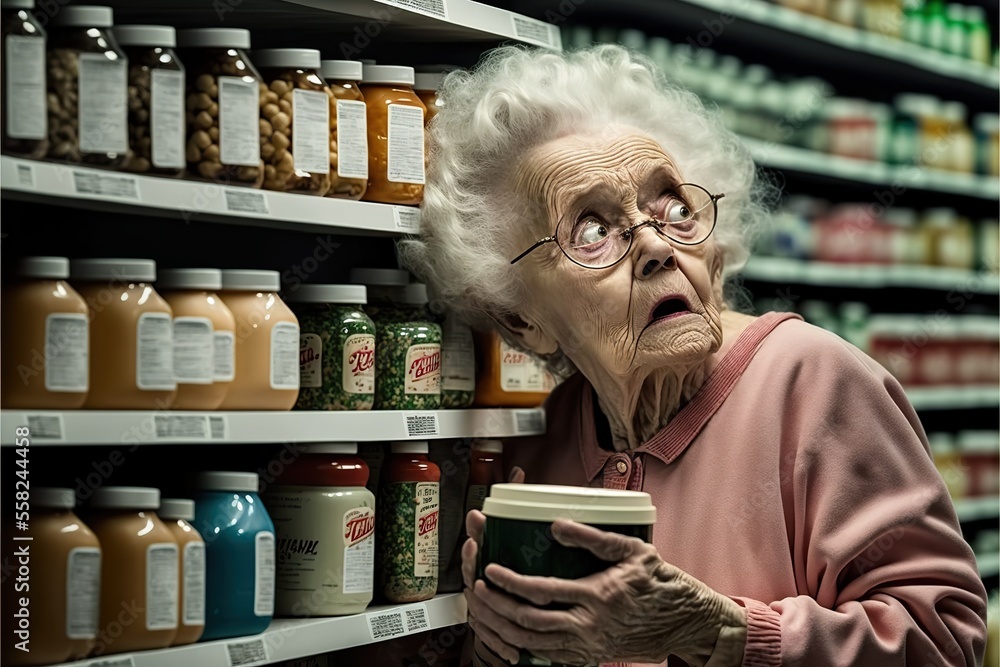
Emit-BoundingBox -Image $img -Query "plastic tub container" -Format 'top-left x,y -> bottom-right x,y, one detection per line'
320,59 -> 367,200
374,283 -> 442,410
473,331 -> 554,408
157,498 -> 205,646
2,0 -> 48,158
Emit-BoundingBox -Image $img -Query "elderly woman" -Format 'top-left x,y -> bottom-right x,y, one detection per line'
400,45 -> 988,667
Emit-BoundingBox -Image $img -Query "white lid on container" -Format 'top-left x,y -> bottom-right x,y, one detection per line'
158,498 -> 195,521
321,59 -> 363,81
50,5 -> 113,28
195,471 -> 259,492
18,256 -> 69,279
401,283 -> 429,305
300,443 -> 359,454
89,486 -> 160,510
362,64 -> 414,86
974,113 -> 1000,134
157,268 -> 223,290
473,440 -> 503,454
34,487 -> 75,509
391,441 -> 428,454
1,0 -> 36,9
957,431 -> 1000,453
71,258 -> 156,282
177,27 -> 251,50
114,25 -> 176,47
482,483 -> 657,525
940,101 -> 967,124
414,72 -> 445,92
284,284 -> 367,305
221,269 -> 280,292
349,268 -> 409,287
253,48 -> 321,70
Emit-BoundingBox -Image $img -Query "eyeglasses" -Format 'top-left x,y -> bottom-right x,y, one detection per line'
509,183 -> 724,270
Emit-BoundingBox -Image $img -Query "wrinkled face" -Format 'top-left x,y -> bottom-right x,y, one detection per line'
511,130 -> 725,378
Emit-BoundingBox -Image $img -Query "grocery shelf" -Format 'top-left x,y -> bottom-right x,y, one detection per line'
49,593 -> 467,667
0,157 -> 420,236
955,496 -> 1000,523
0,408 -> 546,445
977,552 -> 1000,579
740,257 -> 1000,294
905,386 -> 1000,411
743,138 -> 1000,200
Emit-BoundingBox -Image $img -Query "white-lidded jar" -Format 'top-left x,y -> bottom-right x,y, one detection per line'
157,498 -> 205,646
321,59 -> 368,200
71,258 -> 176,409
2,0 -> 49,159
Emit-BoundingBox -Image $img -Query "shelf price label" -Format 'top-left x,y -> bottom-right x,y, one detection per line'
151,415 -> 228,441
226,637 -> 269,667
374,0 -> 447,20
85,658 -> 135,667
224,189 -> 269,215
366,602 -> 429,642
24,414 -> 64,441
513,409 -> 545,436
393,206 -> 421,233
510,15 -> 557,49
72,171 -> 140,200
403,412 -> 440,438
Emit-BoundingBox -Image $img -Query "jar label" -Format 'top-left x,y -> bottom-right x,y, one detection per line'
414,482 -> 439,578
271,321 -> 301,390
145,543 -> 179,631
213,330 -> 236,382
136,312 -> 177,391
404,343 -> 441,395
78,53 -> 128,154
183,541 -> 206,626
343,507 -> 375,595
219,76 -> 261,167
66,547 -> 100,639
292,88 -> 330,174
336,99 -> 368,179
173,316 -> 214,385
441,317 -> 475,392
45,313 -> 89,392
254,532 -> 276,617
386,104 -> 425,184
499,339 -> 550,393
300,333 -> 323,388
5,36 -> 47,140
343,333 -> 375,394
150,69 -> 186,169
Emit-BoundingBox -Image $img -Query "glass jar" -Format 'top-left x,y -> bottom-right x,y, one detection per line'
2,0 -> 48,158
176,28 -> 263,187
70,258 -> 176,409
941,101 -> 973,173
255,48 -> 331,196
474,331 -> 555,408
287,284 -> 376,411
157,499 -> 205,647
464,440 -> 504,517
349,267 -> 409,323
974,113 -> 999,177
321,59 -> 368,200
414,71 -> 444,124
359,64 -> 426,205
114,25 -> 185,177
1,256 -> 89,409
46,5 -> 129,168
376,283 -> 442,410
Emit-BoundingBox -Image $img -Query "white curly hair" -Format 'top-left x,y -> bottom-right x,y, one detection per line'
399,43 -> 772,335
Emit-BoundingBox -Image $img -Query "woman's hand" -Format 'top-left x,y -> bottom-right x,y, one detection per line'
466,518 -> 748,666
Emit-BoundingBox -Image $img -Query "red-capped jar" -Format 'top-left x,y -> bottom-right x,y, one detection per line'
376,441 -> 440,603
263,443 -> 375,616
465,440 -> 504,517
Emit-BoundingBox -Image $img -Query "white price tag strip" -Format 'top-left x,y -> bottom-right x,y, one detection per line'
153,415 -> 212,440
209,415 -> 228,440
224,189 -> 270,215
404,602 -> 430,632
25,414 -> 64,440
72,171 -> 139,200
393,206 -> 421,233
226,637 -> 269,667
15,163 -> 34,188
367,609 -> 406,641
513,409 -> 545,436
374,0 -> 447,19
404,412 -> 440,437
511,15 -> 556,48
86,658 -> 135,667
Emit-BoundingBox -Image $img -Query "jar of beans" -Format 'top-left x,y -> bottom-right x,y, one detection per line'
320,59 -> 368,200
176,28 -> 263,187
46,5 -> 129,168
114,25 -> 185,177
254,48 -> 331,196
375,283 -> 442,410
2,0 -> 48,159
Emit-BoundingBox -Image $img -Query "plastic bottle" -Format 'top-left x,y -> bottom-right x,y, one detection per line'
157,498 -> 206,646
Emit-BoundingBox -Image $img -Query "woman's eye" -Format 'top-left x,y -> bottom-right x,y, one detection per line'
665,200 -> 692,222
575,219 -> 609,246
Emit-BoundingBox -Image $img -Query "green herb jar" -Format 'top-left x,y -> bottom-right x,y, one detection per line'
349,267 -> 409,324
287,284 -> 375,411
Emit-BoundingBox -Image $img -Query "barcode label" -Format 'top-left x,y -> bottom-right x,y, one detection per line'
72,171 -> 139,200
393,206 -> 421,233
26,415 -> 63,440
404,603 -> 429,632
226,637 -> 268,667
209,416 -> 228,440
87,658 -> 135,667
404,412 -> 440,437
153,415 -> 211,440
224,189 -> 269,214
514,409 -> 545,435
375,0 -> 447,19
511,15 -> 556,48
367,610 -> 406,641
16,163 -> 34,187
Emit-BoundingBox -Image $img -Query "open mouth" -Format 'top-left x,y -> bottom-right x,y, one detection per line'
649,295 -> 692,324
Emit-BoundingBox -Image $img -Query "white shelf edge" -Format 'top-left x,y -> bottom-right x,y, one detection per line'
683,0 -> 998,89
905,386 -> 1000,410
977,552 -> 1000,579
955,496 -> 1000,523
0,408 -> 546,445
0,157 -> 418,236
50,593 -> 467,667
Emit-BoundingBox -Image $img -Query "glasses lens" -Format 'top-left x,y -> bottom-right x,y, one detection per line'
660,184 -> 715,244
558,216 -> 631,269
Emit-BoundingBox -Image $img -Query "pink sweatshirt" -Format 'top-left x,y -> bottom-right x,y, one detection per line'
503,312 -> 988,667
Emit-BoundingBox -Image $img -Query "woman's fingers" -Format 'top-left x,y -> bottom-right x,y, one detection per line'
508,466 -> 525,483
483,563 -> 592,607
461,536 -> 479,590
470,581 -> 577,652
473,579 -> 576,633
466,509 -> 486,543
550,518 -> 641,563
466,590 -> 522,664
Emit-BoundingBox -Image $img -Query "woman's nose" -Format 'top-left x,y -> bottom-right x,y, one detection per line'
632,227 -> 678,280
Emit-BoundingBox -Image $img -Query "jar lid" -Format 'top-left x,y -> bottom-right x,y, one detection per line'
482,483 -> 656,525
321,59 -> 363,81
34,487 -> 75,509
957,431 -> 1000,453
221,269 -> 280,291
158,498 -> 195,521
391,441 -> 428,454
473,439 -> 503,454
71,258 -> 156,282
114,25 -> 176,47
300,443 -> 359,454
284,284 -> 367,305
349,268 -> 409,287
975,113 -> 1000,134
18,256 -> 69,279
361,64 -> 415,86
401,283 -> 429,305
157,268 -> 223,290
1,0 -> 35,9
196,471 -> 259,492
177,27 -> 251,50
50,5 -> 113,28
89,486 -> 160,510
254,48 -> 321,70
414,71 -> 445,92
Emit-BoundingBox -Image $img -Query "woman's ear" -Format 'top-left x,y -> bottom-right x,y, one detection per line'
494,312 -> 558,356
710,249 -> 725,307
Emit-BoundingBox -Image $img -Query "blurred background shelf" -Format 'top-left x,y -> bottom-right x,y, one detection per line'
905,386 -> 1000,410
977,552 -> 1000,578
955,496 -> 1000,522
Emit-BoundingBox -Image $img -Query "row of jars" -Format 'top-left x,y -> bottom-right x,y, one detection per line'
1,3 -> 445,205
1,257 -> 555,411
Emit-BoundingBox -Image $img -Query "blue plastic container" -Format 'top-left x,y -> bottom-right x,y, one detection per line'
192,471 -> 275,641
